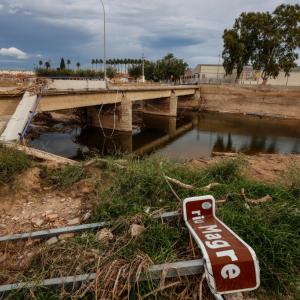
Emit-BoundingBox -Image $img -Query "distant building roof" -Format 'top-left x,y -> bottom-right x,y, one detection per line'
193,64 -> 226,74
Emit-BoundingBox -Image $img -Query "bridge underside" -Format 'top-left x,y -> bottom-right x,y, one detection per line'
0,87 -> 200,133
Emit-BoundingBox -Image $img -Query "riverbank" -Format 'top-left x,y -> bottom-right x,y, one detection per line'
179,84 -> 300,120
0,145 -> 299,299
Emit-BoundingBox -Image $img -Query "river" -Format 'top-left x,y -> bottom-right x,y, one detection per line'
29,111 -> 300,160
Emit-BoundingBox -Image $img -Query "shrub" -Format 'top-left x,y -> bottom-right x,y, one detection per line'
205,157 -> 246,182
43,164 -> 86,189
282,164 -> 300,197
35,68 -> 104,79
0,144 -> 32,184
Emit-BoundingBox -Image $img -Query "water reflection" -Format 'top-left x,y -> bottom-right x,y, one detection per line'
29,111 -> 300,160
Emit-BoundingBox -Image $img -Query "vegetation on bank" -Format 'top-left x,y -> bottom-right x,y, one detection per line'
41,164 -> 86,189
2,155 -> 300,299
0,144 -> 32,184
35,53 -> 188,81
35,67 -> 116,79
128,53 -> 188,81
223,4 -> 300,82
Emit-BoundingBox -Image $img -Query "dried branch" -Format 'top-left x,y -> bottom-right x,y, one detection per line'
241,188 -> 272,205
164,176 -> 194,189
201,182 -> 221,191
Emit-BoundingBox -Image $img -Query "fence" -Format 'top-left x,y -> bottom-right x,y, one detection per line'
181,70 -> 300,87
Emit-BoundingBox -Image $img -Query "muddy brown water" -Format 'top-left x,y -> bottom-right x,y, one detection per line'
29,112 -> 300,160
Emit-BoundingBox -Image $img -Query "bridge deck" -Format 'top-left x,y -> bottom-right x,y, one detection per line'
0,85 -> 199,113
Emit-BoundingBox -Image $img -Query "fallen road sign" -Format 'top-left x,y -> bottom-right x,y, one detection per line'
183,195 -> 260,296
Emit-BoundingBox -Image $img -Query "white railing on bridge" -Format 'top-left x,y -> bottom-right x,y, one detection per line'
47,79 -> 106,91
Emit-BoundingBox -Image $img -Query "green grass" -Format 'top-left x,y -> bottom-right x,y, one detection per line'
0,144 -> 32,184
92,155 -> 245,220
117,218 -> 189,264
282,163 -> 300,197
91,155 -> 300,299
41,164 -> 86,189
5,156 -> 300,299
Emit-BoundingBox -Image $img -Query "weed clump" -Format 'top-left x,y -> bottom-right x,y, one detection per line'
283,164 -> 300,197
0,144 -> 32,184
42,164 -> 86,189
205,157 -> 246,182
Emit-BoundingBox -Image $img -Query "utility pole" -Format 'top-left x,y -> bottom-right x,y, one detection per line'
141,53 -> 145,83
100,0 -> 106,83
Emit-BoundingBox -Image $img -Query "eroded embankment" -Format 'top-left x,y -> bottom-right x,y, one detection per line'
179,84 -> 300,120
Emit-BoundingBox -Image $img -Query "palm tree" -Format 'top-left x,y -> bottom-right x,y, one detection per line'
67,59 -> 71,69
115,59 -> 118,70
38,60 -> 43,68
76,62 -> 81,70
91,59 -> 96,70
121,58 -> 125,73
45,61 -> 51,69
117,58 -> 120,73
124,58 -> 128,73
99,59 -> 103,71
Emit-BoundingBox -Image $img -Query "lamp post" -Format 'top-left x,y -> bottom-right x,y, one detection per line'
141,53 -> 145,83
100,0 -> 106,81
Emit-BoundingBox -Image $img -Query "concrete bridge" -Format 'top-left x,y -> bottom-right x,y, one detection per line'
0,82 -> 200,138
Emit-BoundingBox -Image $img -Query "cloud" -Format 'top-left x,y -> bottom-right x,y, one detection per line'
141,35 -> 204,49
0,0 -> 299,69
0,47 -> 29,59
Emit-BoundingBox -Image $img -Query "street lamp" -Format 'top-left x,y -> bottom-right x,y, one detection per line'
141,53 -> 145,83
100,0 -> 106,81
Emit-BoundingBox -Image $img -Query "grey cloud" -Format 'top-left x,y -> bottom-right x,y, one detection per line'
0,0 -> 299,69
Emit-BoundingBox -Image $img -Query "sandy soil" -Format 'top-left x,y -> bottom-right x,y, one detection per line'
186,153 -> 300,183
0,166 -> 94,236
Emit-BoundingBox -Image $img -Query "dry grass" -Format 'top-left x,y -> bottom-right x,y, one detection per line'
2,155 -> 299,299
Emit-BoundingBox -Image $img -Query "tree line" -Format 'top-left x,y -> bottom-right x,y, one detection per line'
37,58 -> 81,70
35,54 -> 188,81
223,4 -> 300,83
128,53 -> 188,82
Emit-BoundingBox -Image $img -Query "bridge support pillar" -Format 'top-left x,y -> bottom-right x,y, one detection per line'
143,91 -> 178,117
143,114 -> 177,136
194,88 -> 201,100
86,97 -> 132,132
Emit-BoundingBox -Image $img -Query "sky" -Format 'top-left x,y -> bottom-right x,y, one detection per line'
0,0 -> 299,70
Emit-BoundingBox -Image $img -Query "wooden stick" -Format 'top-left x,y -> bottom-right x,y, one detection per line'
201,183 -> 221,192
4,142 -> 76,165
212,152 -> 238,157
84,158 -> 125,169
241,188 -> 272,205
164,176 -> 194,190
246,195 -> 272,205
